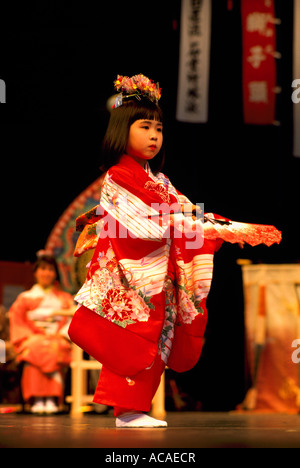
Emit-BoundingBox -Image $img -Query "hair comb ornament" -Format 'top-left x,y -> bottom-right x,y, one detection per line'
113,74 -> 162,108
36,249 -> 54,258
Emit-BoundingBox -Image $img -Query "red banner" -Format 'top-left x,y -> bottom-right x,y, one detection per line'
241,0 -> 277,125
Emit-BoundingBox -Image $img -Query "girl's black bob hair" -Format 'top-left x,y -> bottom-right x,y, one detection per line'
100,97 -> 165,175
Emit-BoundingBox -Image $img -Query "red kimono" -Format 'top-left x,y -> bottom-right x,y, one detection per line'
69,154 -> 281,414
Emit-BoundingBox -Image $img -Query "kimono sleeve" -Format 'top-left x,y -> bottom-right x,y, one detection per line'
98,168 -> 177,242
9,294 -> 43,345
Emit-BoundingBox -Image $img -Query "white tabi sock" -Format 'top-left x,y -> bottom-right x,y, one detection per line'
116,412 -> 168,428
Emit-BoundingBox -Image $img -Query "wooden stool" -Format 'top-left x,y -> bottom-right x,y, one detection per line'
66,344 -> 102,415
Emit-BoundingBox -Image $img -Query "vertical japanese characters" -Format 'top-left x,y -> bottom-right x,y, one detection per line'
0,79 -> 6,103
176,0 -> 211,123
241,0 -> 281,125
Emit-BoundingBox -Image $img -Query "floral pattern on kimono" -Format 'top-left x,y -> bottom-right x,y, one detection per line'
73,154 -> 281,374
89,245 -> 155,328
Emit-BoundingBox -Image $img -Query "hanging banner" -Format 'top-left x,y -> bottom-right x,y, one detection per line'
176,0 -> 212,123
293,0 -> 300,157
241,0 -> 278,125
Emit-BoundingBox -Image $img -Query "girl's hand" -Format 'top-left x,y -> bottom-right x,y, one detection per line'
181,204 -> 202,221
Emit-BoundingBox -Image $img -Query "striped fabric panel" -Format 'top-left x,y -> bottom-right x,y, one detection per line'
101,178 -> 169,241
177,254 -> 214,299
74,279 -> 95,309
120,244 -> 170,296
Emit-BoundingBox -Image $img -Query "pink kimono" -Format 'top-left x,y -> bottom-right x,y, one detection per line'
69,154 -> 281,414
10,284 -> 73,404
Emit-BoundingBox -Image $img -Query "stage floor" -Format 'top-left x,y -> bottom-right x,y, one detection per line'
1,412 -> 300,449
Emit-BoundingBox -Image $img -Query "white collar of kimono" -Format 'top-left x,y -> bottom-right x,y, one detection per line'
145,162 -> 156,182
30,284 -> 54,296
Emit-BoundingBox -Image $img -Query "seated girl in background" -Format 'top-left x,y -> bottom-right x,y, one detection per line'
10,252 -> 75,414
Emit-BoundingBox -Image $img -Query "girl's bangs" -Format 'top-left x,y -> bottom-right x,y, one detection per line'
135,107 -> 163,122
128,100 -> 163,124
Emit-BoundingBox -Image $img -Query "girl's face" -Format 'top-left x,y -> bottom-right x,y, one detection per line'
126,119 -> 163,168
35,263 -> 57,289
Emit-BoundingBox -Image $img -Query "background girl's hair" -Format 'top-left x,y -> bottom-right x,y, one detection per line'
33,254 -> 61,285
100,97 -> 165,174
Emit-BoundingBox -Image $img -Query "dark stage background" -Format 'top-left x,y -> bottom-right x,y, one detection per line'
0,0 -> 299,410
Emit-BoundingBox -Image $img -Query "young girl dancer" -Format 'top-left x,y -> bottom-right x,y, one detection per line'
69,74 -> 281,427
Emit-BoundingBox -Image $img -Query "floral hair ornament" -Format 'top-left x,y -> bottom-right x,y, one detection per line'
113,74 -> 162,109
36,249 -> 55,258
